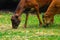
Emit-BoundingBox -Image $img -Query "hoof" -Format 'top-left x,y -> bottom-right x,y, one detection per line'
43,24 -> 49,28
24,25 -> 27,28
12,26 -> 18,29
39,24 -> 42,28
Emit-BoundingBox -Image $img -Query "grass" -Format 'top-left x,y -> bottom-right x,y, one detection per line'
0,11 -> 60,40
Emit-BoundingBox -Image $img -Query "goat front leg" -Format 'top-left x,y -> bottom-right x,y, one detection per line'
24,13 -> 29,28
34,4 -> 42,27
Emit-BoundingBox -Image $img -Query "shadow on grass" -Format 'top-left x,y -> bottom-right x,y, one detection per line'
26,24 -> 40,29
49,24 -> 60,28
25,23 -> 60,29
42,24 -> 60,29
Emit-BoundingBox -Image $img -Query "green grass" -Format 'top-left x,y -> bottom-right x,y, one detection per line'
0,11 -> 60,40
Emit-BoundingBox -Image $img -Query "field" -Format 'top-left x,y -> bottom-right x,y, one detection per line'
0,11 -> 60,40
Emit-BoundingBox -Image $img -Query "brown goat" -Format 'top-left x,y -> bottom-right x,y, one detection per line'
43,0 -> 60,26
11,0 -> 52,29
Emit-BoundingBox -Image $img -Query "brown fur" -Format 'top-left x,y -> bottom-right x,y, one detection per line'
43,0 -> 60,26
11,0 -> 52,29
